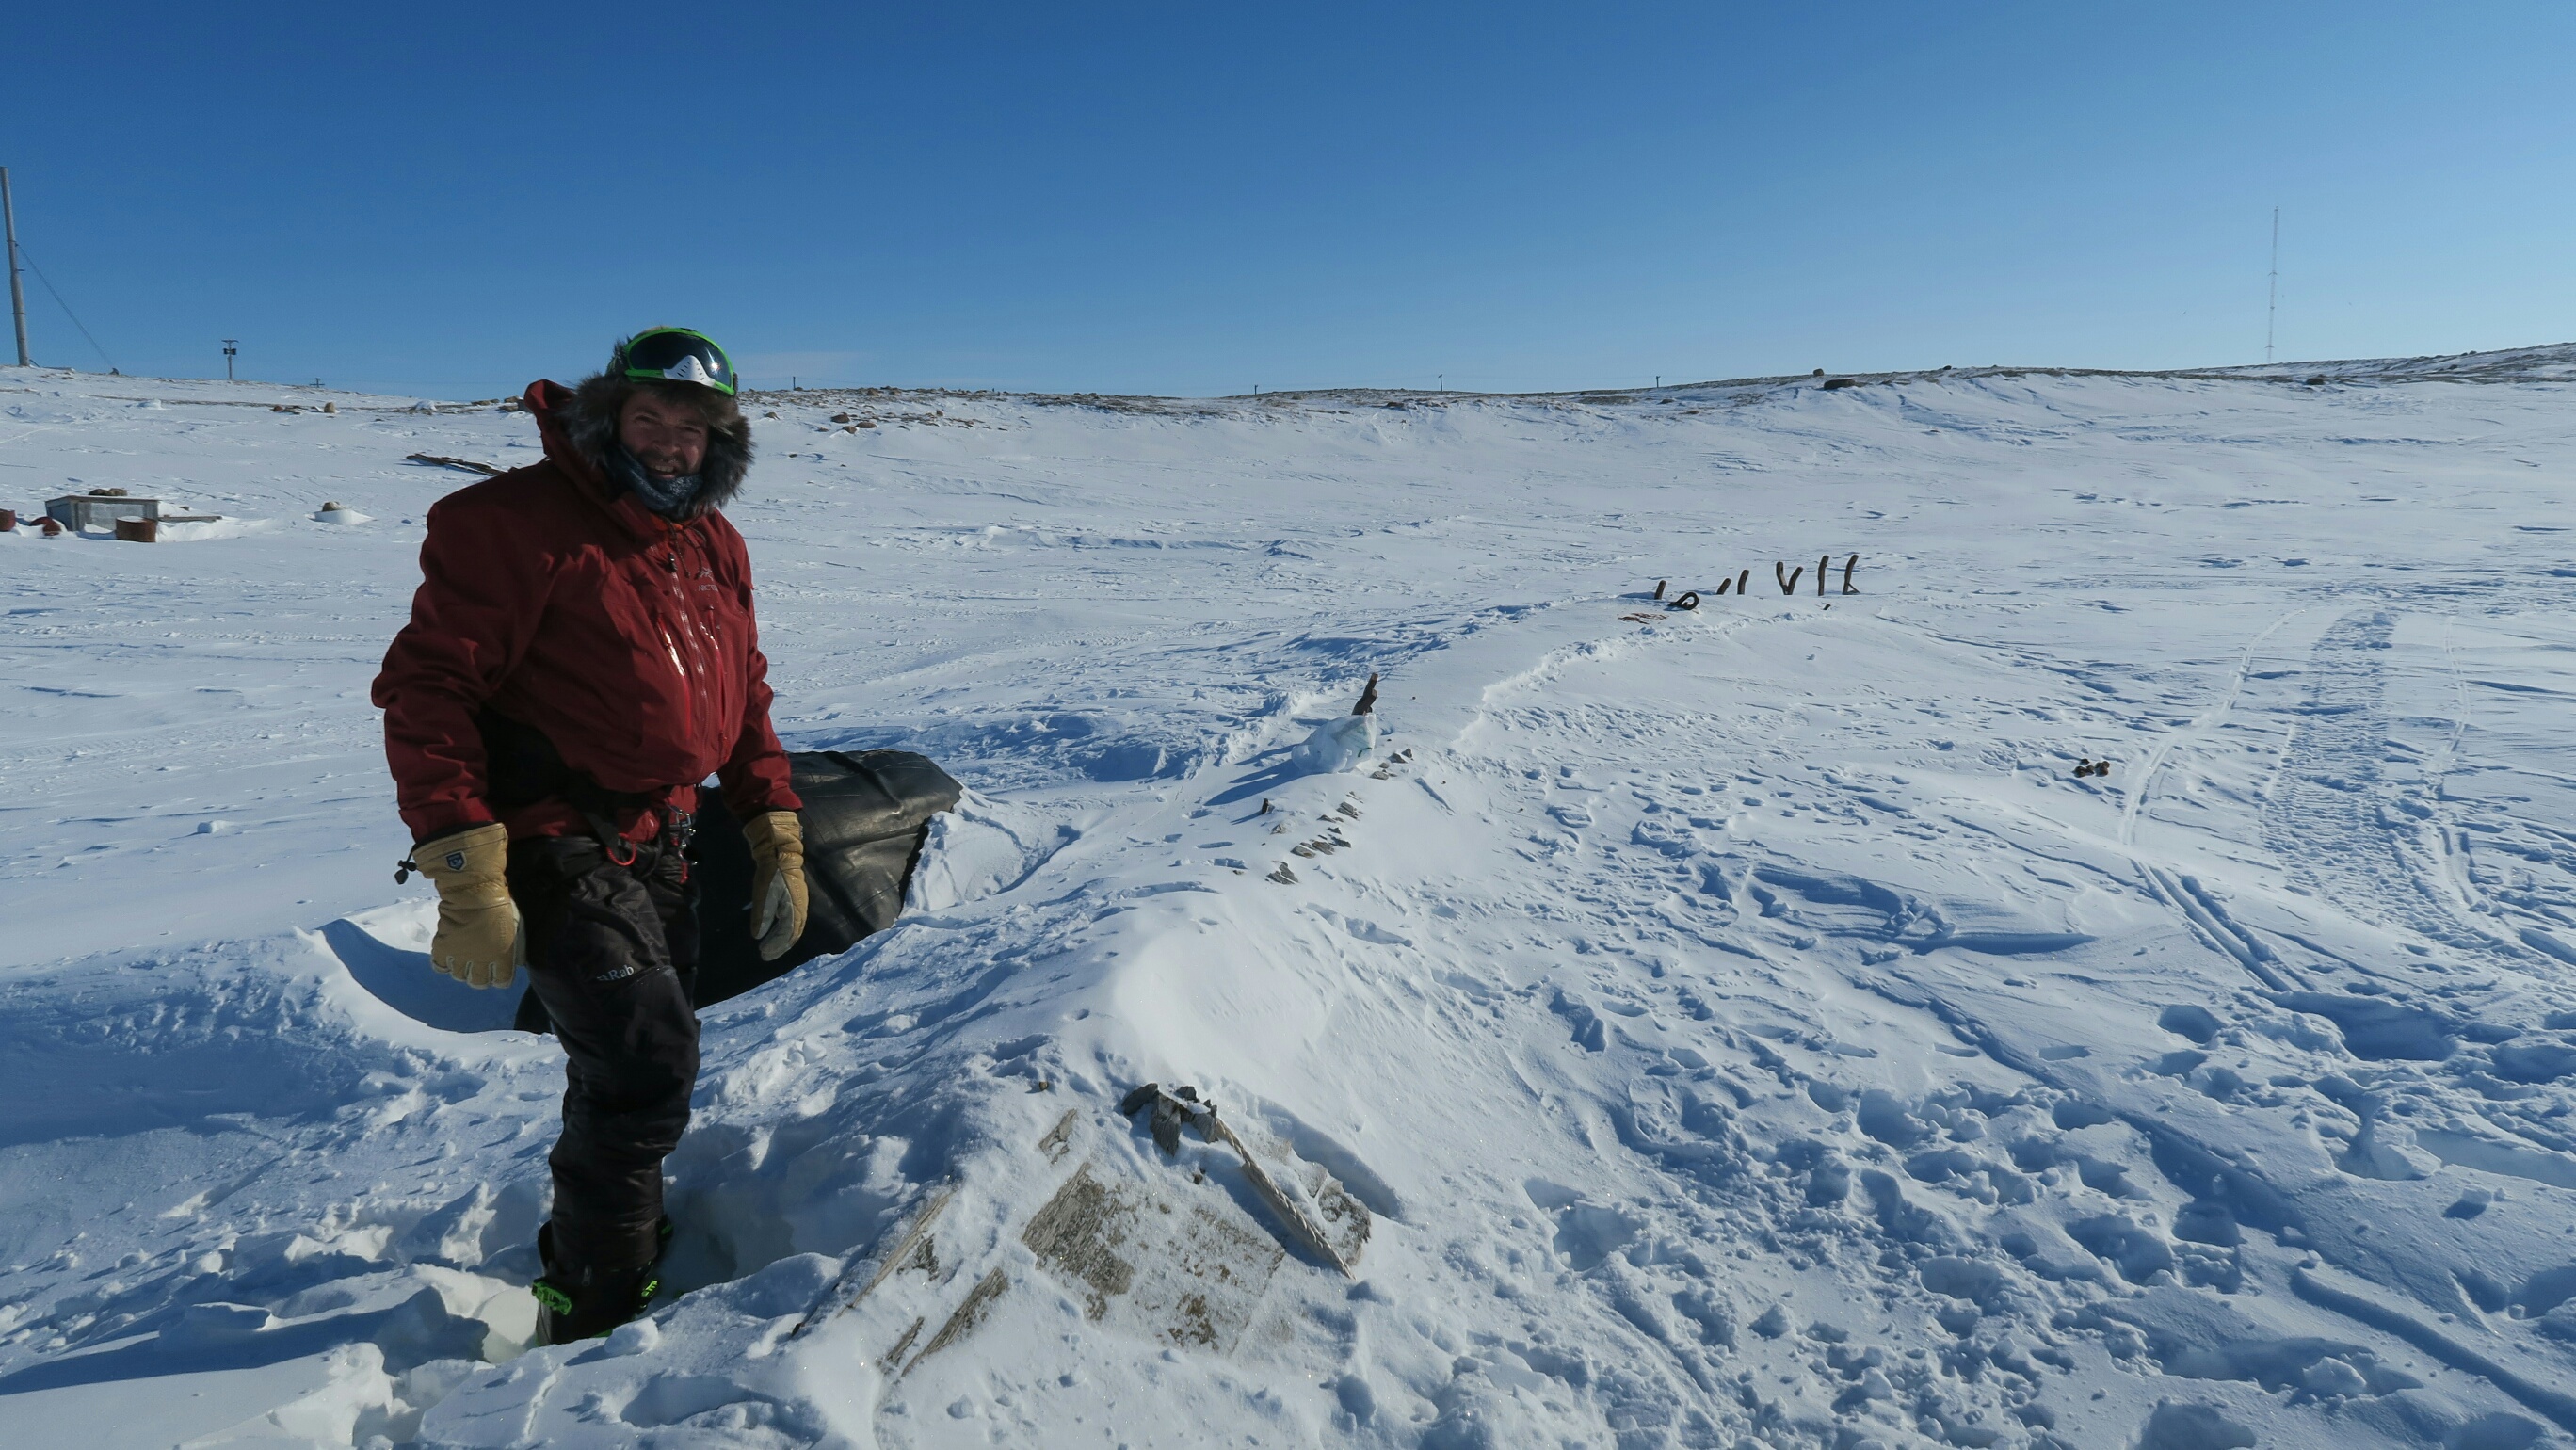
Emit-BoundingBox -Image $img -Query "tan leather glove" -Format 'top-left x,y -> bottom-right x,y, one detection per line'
741,810 -> 809,961
411,823 -> 524,989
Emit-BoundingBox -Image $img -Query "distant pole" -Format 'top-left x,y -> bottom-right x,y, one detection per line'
222,339 -> 237,381
2,167 -> 30,367
2265,206 -> 2279,365
1438,374 -> 1443,392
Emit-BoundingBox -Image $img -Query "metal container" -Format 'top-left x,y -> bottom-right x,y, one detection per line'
47,493 -> 161,531
114,516 -> 159,543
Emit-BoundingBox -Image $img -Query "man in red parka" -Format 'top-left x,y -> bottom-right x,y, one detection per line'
374,327 -> 807,1344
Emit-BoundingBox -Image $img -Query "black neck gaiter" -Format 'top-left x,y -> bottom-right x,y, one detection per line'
605,443 -> 701,520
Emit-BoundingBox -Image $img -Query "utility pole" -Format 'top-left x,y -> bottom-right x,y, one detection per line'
2,167 -> 30,367
222,339 -> 238,381
2265,207 -> 2279,365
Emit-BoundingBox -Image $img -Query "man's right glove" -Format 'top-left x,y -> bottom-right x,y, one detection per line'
410,823 -> 524,988
741,810 -> 809,961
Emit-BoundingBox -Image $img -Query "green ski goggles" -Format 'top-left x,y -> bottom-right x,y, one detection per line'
614,327 -> 738,396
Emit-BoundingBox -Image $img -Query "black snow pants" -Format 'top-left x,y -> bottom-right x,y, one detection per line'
507,833 -> 700,1274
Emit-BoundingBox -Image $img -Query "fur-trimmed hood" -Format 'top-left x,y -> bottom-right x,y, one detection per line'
554,370 -> 754,518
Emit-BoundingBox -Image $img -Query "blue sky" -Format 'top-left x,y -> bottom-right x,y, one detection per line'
6,3 -> 2570,397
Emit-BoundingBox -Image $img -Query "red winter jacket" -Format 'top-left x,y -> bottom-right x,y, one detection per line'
373,381 -> 800,845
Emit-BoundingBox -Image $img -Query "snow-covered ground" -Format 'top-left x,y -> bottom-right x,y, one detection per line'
3,352 -> 2573,1450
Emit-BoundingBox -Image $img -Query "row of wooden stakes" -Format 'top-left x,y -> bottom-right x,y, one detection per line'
1654,554 -> 1860,609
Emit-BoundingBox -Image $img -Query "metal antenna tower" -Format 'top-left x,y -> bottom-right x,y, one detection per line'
2,167 -> 30,367
2265,207 -> 2279,365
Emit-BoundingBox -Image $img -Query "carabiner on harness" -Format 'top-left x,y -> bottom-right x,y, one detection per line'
660,806 -> 697,882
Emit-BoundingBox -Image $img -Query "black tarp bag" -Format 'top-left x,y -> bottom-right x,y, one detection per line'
510,749 -> 962,1030
689,749 -> 963,1007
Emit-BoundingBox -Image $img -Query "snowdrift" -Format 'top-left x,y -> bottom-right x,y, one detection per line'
4,351 -> 2576,1448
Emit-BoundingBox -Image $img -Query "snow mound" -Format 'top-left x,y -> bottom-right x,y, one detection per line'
1285,710 -> 1376,774
158,516 -> 278,541
322,899 -> 527,1034
904,788 -> 1068,911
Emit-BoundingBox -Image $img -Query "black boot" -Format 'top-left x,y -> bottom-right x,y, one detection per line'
532,1220 -> 670,1345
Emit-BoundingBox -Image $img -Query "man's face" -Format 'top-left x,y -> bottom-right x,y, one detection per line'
620,391 -> 710,478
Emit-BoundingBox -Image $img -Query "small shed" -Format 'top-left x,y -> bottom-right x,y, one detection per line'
47,492 -> 161,531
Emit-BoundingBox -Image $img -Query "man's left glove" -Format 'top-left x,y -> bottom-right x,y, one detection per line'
742,811 -> 810,961
411,822 -> 524,988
